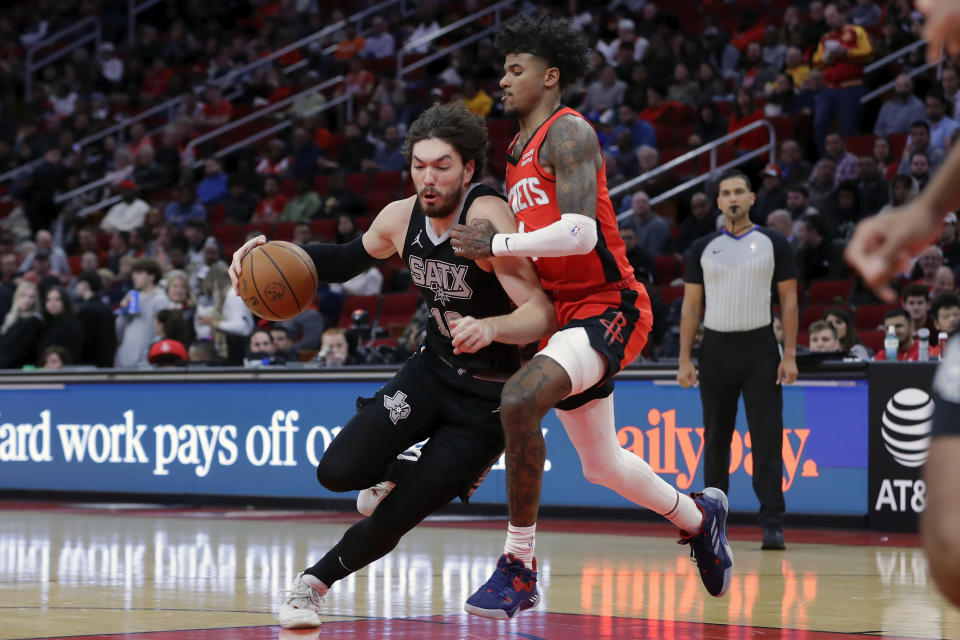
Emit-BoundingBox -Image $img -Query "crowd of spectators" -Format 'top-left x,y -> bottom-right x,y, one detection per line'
0,0 -> 958,370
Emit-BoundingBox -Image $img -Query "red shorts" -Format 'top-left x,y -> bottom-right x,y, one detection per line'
543,283 -> 653,409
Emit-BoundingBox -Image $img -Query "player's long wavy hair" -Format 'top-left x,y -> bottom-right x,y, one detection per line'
402,102 -> 487,181
495,13 -> 592,90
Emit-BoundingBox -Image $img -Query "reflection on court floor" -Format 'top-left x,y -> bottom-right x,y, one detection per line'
2,504 -> 958,640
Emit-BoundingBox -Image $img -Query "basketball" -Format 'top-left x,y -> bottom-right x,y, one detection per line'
238,241 -> 319,321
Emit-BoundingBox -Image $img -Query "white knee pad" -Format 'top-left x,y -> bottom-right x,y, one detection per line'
536,327 -> 606,396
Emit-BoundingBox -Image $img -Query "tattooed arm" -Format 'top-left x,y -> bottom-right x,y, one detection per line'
450,115 -> 600,260
540,113 -> 601,219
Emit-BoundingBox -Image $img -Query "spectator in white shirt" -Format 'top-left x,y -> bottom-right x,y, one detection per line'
19,229 -> 71,277
362,17 -> 395,59
100,181 -> 150,232
98,42 -> 124,86
406,13 -> 440,54
596,18 -> 649,67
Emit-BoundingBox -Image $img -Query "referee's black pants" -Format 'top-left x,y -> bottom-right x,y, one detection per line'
698,325 -> 785,528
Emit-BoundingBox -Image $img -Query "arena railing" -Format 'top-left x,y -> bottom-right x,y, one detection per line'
610,119 -> 777,221
860,39 -> 943,104
65,79 -> 351,217
180,75 -> 349,168
395,0 -> 520,79
3,1 -> 409,192
127,0 -> 165,46
2,7 -> 422,210
24,17 -> 102,101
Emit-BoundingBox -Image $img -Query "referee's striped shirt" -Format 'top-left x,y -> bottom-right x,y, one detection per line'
684,225 -> 796,332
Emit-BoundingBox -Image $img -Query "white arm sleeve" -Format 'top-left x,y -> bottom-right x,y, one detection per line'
490,213 -> 598,258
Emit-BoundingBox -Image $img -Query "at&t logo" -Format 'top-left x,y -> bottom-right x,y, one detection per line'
881,388 -> 933,467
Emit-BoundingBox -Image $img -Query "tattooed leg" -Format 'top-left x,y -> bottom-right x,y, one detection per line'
499,354 -> 572,526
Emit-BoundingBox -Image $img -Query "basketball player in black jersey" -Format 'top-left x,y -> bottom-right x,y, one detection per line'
229,103 -> 555,629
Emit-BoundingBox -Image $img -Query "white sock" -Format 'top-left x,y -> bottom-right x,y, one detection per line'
663,491 -> 704,534
504,522 -> 536,568
556,396 -> 703,533
300,572 -> 329,596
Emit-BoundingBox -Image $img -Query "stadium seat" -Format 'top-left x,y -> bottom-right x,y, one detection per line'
339,294 -> 381,328
67,255 -> 83,275
243,221 -> 273,238
660,284 -> 684,305
889,133 -> 908,159
859,329 -> 884,355
345,173 -> 370,194
487,119 -> 516,143
845,135 -> 876,157
807,279 -> 853,304
653,255 -> 679,285
379,292 -> 419,331
310,219 -> 336,241
273,221 -> 296,241
212,224 -> 243,248
369,170 -> 403,192
855,304 -> 898,330
314,175 -> 330,195
800,303 -> 837,330
207,204 -> 227,225
366,189 -> 395,215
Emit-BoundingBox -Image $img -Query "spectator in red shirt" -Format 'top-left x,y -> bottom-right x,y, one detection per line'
812,3 -> 874,154
252,175 -> 288,223
728,87 -> 767,153
198,85 -> 233,128
126,122 -> 154,158
255,139 -> 291,177
874,308 -> 939,360
333,23 -> 366,62
343,58 -> 376,108
637,85 -> 671,124
142,57 -> 173,99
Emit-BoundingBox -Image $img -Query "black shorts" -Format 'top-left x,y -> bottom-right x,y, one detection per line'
320,350 -> 505,499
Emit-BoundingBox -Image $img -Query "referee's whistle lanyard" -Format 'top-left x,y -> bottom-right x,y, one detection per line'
724,224 -> 757,238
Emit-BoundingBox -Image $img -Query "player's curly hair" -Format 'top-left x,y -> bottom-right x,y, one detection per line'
495,13 -> 592,90
403,102 -> 487,180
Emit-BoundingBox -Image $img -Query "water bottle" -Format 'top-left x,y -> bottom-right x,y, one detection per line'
917,327 -> 929,362
940,332 -> 949,360
884,325 -> 899,360
127,290 -> 139,315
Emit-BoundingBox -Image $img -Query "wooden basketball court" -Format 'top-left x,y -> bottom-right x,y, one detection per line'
2,501 -> 957,640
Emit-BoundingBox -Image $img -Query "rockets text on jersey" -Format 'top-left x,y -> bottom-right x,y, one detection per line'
507,176 -> 550,213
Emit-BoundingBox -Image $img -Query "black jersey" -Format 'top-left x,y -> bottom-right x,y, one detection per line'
403,183 -> 522,390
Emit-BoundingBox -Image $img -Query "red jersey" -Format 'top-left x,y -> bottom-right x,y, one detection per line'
505,107 -> 649,327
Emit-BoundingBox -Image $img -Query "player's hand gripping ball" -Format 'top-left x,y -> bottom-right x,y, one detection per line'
238,241 -> 319,321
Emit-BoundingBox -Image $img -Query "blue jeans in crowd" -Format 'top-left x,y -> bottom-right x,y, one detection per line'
814,84 -> 864,156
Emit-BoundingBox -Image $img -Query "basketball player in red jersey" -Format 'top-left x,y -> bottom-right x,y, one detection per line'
450,14 -> 733,619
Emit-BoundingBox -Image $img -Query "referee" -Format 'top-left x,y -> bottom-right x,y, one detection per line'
677,169 -> 799,550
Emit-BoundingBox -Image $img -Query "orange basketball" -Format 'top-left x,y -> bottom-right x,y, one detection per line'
238,241 -> 319,321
